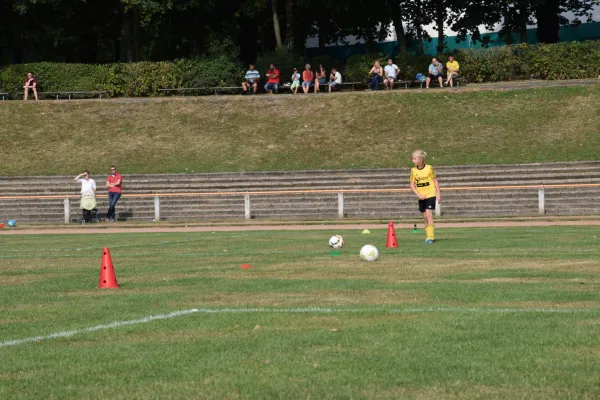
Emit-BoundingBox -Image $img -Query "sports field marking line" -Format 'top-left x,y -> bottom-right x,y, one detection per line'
0,309 -> 200,348
3,306 -> 600,348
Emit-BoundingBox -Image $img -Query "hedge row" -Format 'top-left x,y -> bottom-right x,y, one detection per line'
345,41 -> 600,82
1,41 -> 599,97
457,41 -> 600,82
0,56 -> 243,97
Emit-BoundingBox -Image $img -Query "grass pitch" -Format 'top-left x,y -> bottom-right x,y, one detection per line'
1,226 -> 600,399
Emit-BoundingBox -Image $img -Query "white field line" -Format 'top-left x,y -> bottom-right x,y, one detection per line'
0,309 -> 200,348
2,306 -> 600,348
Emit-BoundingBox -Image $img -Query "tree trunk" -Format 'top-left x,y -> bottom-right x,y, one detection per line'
535,0 -> 560,43
132,6 -> 141,61
285,0 -> 293,46
435,0 -> 444,55
271,0 -> 283,48
519,20 -> 528,43
518,3 -> 529,44
416,24 -> 424,56
114,2 -> 123,61
390,4 -> 407,54
318,19 -> 326,55
123,9 -> 133,62
502,7 -> 513,45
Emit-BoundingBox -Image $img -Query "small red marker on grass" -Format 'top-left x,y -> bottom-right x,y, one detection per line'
241,264 -> 252,269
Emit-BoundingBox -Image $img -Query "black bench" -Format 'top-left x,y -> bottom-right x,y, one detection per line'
38,91 -> 107,100
281,81 -> 365,92
0,92 -> 8,100
414,76 -> 464,89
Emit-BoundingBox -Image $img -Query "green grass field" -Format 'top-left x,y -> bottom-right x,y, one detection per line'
1,85 -> 599,176
2,226 -> 600,399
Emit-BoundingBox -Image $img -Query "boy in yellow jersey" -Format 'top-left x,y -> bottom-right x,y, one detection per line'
409,150 -> 441,244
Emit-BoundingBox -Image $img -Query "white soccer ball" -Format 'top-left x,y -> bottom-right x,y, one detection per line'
329,235 -> 344,249
360,245 -> 379,261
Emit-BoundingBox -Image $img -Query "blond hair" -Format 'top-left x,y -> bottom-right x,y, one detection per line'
413,150 -> 428,161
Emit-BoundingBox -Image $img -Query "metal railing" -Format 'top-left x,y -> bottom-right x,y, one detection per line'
1,183 -> 599,223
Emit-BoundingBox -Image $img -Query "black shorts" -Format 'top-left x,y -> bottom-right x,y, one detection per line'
427,73 -> 444,80
418,197 -> 436,213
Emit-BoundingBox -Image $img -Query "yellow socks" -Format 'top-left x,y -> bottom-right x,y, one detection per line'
425,224 -> 435,241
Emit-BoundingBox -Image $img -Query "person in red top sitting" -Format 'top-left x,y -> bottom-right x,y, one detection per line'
23,72 -> 38,101
105,165 -> 123,222
264,64 -> 280,94
302,64 -> 314,94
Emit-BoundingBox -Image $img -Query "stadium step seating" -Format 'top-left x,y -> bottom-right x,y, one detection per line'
0,161 -> 598,223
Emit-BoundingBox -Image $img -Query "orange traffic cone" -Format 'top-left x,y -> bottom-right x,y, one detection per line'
98,247 -> 119,288
386,220 -> 398,248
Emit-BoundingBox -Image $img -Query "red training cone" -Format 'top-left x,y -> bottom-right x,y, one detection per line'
241,264 -> 252,269
98,247 -> 119,288
386,220 -> 398,248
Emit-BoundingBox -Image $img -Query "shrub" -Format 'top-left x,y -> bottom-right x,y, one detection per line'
0,63 -> 110,97
344,53 -> 385,82
394,55 -> 433,80
0,57 -> 243,97
257,48 -> 305,84
457,41 -> 600,82
310,55 -> 335,71
178,56 -> 243,89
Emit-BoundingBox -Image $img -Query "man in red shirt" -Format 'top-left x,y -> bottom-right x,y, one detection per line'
105,166 -> 122,222
264,64 -> 280,94
23,72 -> 38,101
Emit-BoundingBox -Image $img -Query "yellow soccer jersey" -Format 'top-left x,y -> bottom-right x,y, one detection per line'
410,164 -> 437,199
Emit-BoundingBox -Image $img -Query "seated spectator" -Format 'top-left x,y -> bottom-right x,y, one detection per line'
290,68 -> 301,94
383,58 -> 400,90
445,55 -> 460,87
23,72 -> 38,101
426,58 -> 444,89
302,64 -> 314,94
369,61 -> 383,91
264,64 -> 280,94
242,64 -> 260,94
314,64 -> 327,93
328,68 -> 342,92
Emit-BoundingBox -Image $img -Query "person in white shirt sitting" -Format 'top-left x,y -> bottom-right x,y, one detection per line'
383,58 -> 400,90
328,68 -> 342,92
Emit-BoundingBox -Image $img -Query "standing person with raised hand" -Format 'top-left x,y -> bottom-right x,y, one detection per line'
409,150 -> 441,244
74,170 -> 96,193
105,166 -> 123,222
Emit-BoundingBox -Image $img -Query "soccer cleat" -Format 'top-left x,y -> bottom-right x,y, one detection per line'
424,239 -> 434,244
